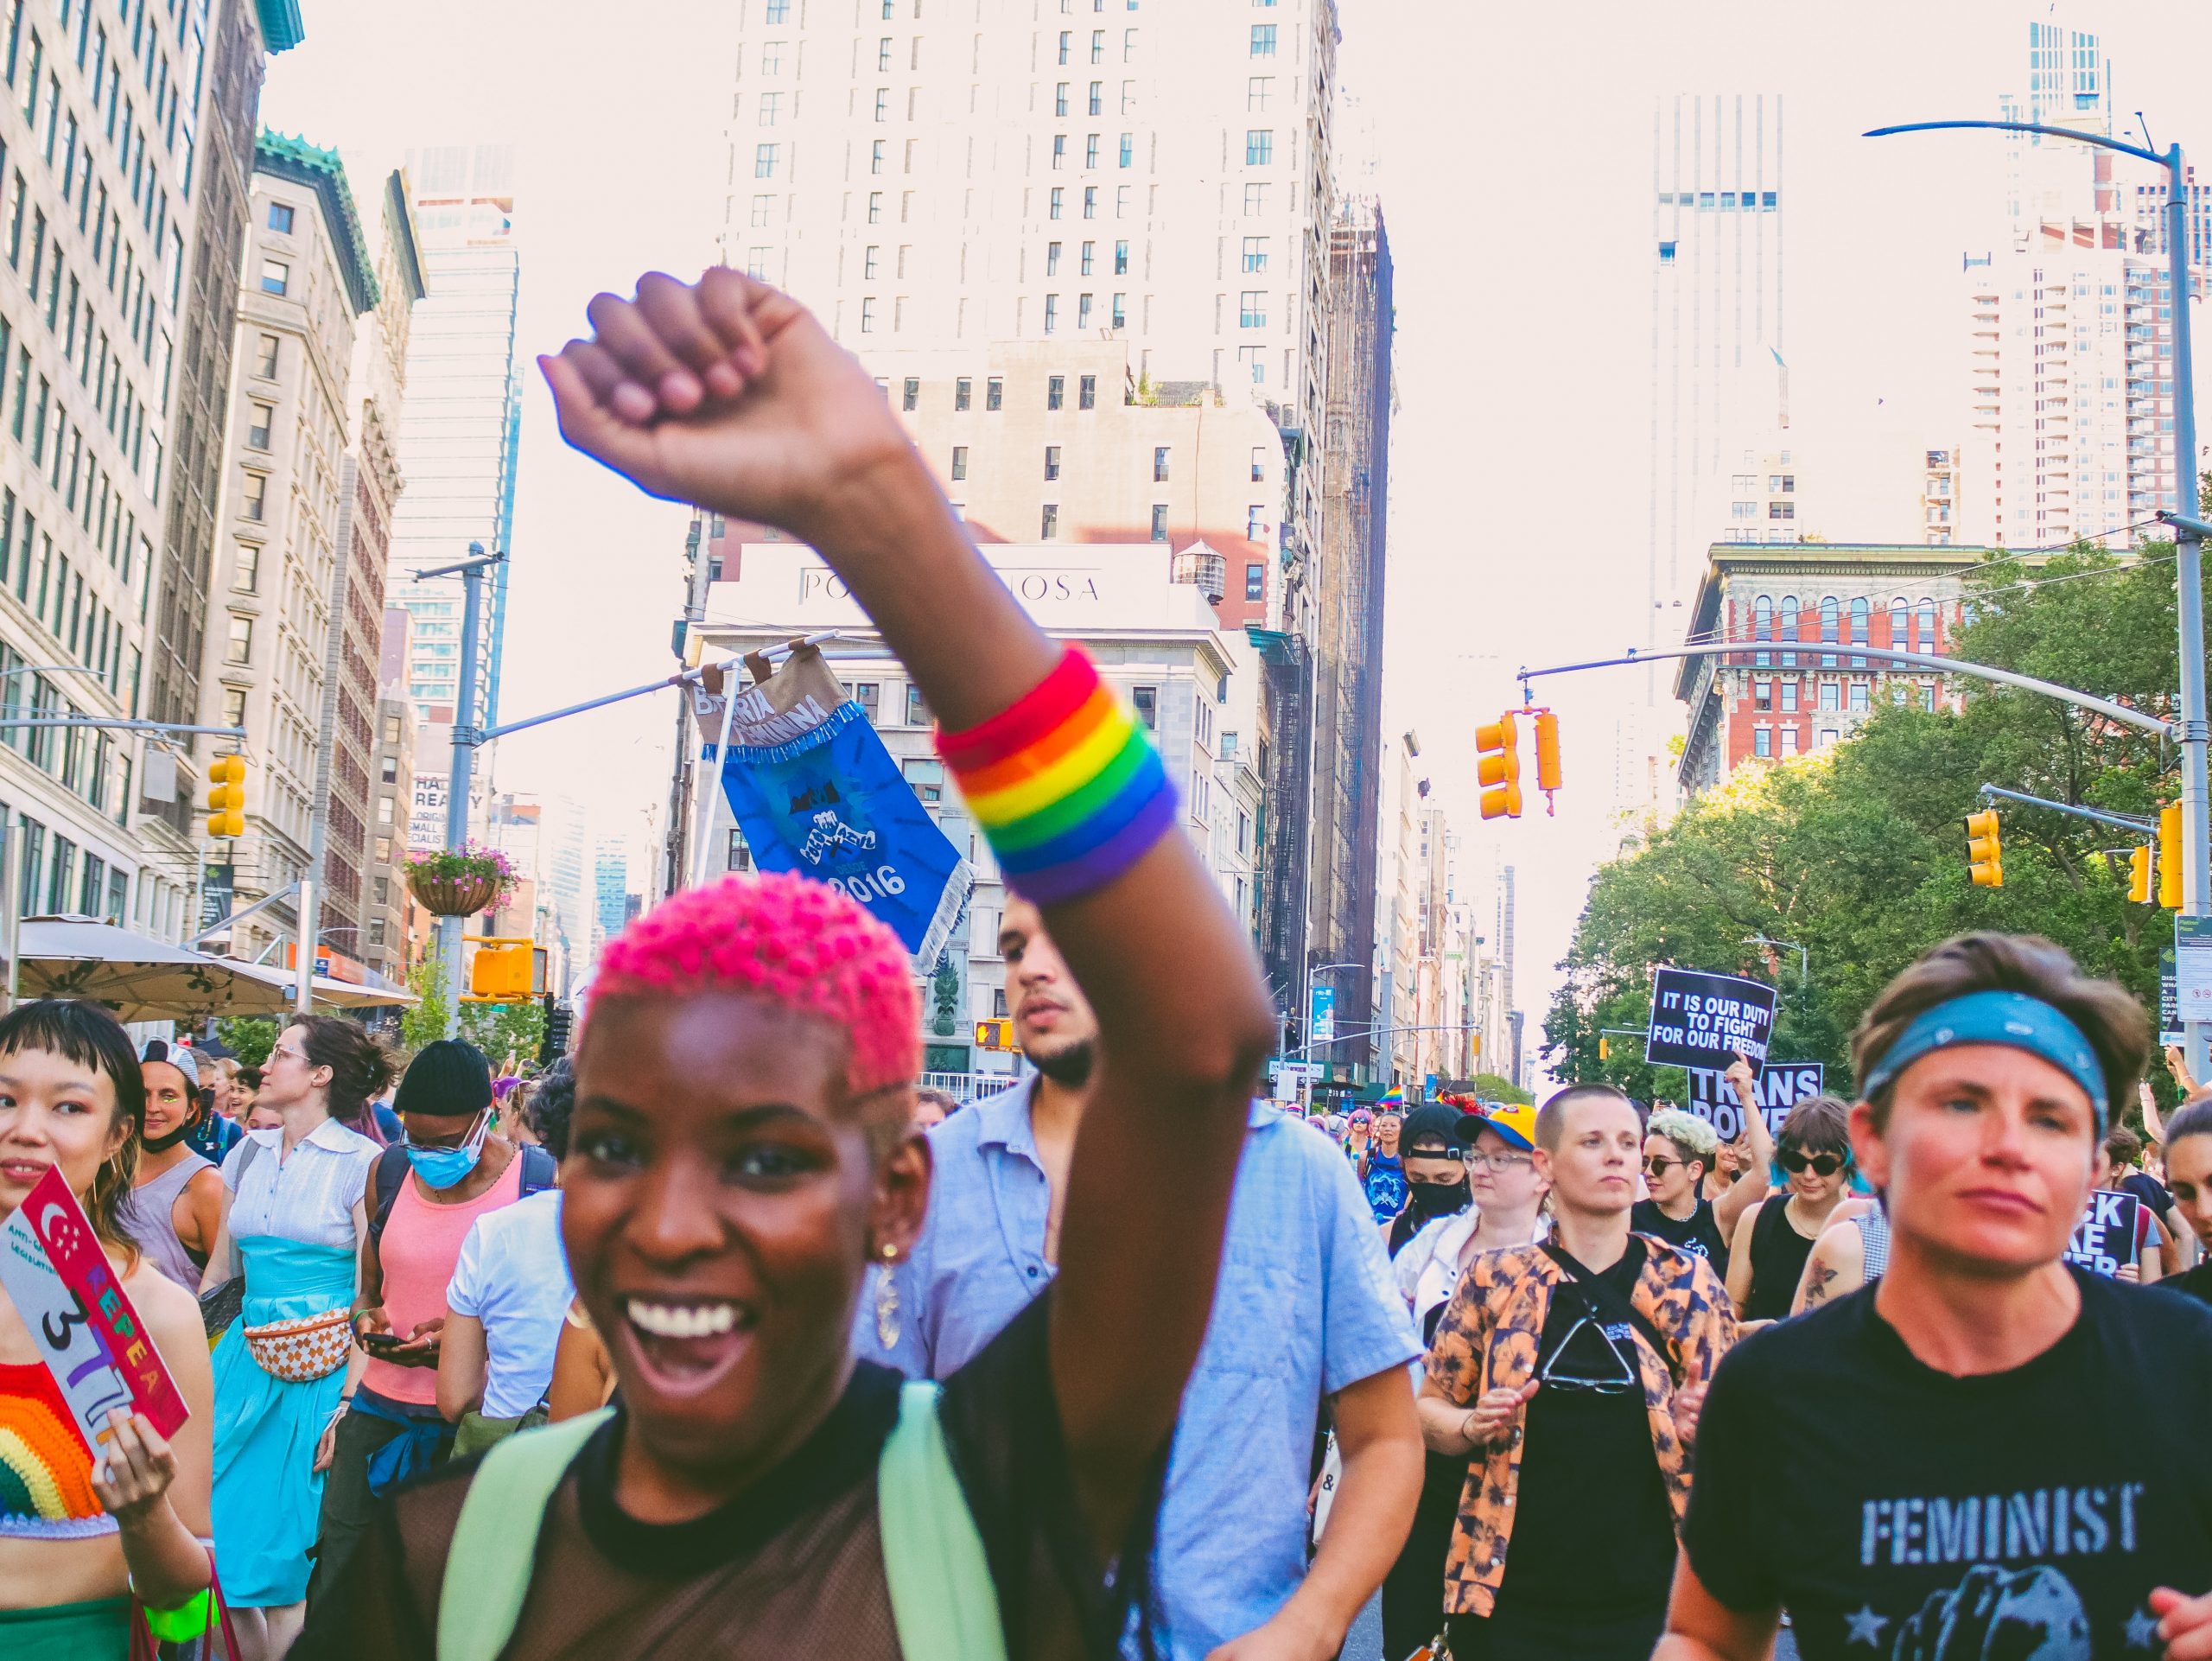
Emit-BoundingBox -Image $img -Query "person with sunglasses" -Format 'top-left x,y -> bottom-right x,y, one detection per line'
1725,1095 -> 1853,1327
1662,932 -> 2212,1660
1634,1056 -> 1772,1277
1419,1085 -> 1737,1660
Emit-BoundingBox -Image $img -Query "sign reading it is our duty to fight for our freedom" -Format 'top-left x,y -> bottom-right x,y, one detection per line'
1646,968 -> 1779,1074
0,1166 -> 188,1456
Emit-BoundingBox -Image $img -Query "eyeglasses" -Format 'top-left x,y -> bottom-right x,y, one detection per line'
1535,1297 -> 1641,1395
1466,1149 -> 1535,1172
1779,1150 -> 1846,1177
1643,1155 -> 1685,1177
270,1044 -> 307,1065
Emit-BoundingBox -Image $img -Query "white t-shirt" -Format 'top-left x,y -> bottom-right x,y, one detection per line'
444,1188 -> 572,1420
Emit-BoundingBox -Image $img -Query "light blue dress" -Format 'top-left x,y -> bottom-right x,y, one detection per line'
208,1120 -> 378,1607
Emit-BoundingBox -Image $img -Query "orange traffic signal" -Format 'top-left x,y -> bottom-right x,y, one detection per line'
1964,808 -> 2003,888
2129,844 -> 2154,905
1476,714 -> 1522,820
2161,804 -> 2184,908
1533,710 -> 1562,793
204,754 -> 247,839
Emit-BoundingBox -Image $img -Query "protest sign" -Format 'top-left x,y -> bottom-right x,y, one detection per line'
2177,917 -> 2212,1024
1646,968 -> 1777,1072
1687,1062 -> 1826,1142
2065,1188 -> 2143,1278
0,1166 -> 189,1455
2161,945 -> 2182,1047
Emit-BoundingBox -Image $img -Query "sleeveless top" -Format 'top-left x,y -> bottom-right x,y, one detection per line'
1851,1206 -> 1891,1281
120,1150 -> 216,1291
363,1150 -> 525,1406
1630,1195 -> 1732,1272
1745,1194 -> 1819,1321
0,1356 -> 115,1539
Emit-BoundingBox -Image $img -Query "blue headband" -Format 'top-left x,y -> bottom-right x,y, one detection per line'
1860,990 -> 2108,1131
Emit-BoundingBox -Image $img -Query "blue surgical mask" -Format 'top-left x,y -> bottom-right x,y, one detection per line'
404,1111 -> 489,1190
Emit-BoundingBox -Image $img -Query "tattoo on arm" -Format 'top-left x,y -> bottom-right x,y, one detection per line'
1802,1260 -> 1839,1308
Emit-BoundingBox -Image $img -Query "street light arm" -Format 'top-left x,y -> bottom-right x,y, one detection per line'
1864,118 -> 2166,169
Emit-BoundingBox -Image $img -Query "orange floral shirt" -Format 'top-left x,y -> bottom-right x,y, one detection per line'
1421,1238 -> 1738,1617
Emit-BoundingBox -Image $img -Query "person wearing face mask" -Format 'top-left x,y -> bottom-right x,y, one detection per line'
120,1042 -> 227,1289
1726,1096 -> 1854,1327
310,1040 -> 555,1606
1387,1104 -> 1475,1256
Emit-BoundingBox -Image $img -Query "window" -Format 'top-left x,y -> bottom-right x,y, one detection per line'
1110,293 -> 1125,328
1238,345 -> 1264,385
1049,187 -> 1064,219
266,200 -> 293,234
950,445 -> 967,480
1083,186 -> 1096,218
1239,290 -> 1266,328
750,194 -> 773,227
1768,500 -> 1795,520
1242,236 -> 1268,273
1055,82 -> 1070,118
1243,181 -> 1268,214
869,139 -> 886,175
1752,678 -> 1772,711
902,377 -> 919,410
1058,29 -> 1071,65
1114,239 -> 1129,274
1154,445 -> 1170,482
1047,375 -> 1065,410
1040,503 -> 1059,538
1052,134 -> 1066,170
1088,81 -> 1103,116
1819,681 -> 1840,711
1245,129 -> 1274,165
221,686 -> 245,729
765,0 -> 788,18
1917,599 -> 1936,650
1780,680 -> 1798,713
1132,686 -> 1158,729
1250,22 -> 1276,54
1245,563 -> 1264,601
225,614 -> 252,664
955,376 -> 972,410
873,89 -> 889,120
1248,76 -> 1272,112
258,258 -> 288,296
1770,474 -> 1796,493
233,543 -> 259,593
1780,727 -> 1800,757
1078,373 -> 1096,409
1818,729 -> 1839,750
755,143 -> 779,178
861,296 -> 877,333
1779,595 -> 1800,664
868,191 -> 885,222
253,333 -> 278,378
901,757 -> 944,805
1076,292 -> 1093,329
1091,28 -> 1104,62
1043,294 -> 1058,333
1820,595 -> 1839,644
1084,135 -> 1099,169
986,376 -> 1003,410
240,472 -> 267,522
1890,596 -> 1908,648
1046,240 -> 1062,276
1044,445 -> 1061,480
1080,240 -> 1096,276
1118,133 -> 1133,168
1247,504 -> 1267,538
1754,728 -> 1772,758
1849,682 -> 1870,713
758,92 -> 782,125
905,684 -> 929,727
1151,503 -> 1168,541
245,400 -> 274,449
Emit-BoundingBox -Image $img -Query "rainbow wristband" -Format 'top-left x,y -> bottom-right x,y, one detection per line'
938,648 -> 1177,904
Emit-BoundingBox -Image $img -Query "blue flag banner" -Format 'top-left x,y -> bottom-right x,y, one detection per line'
709,652 -> 970,970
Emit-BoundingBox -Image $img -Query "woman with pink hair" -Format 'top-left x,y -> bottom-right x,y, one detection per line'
295,267 -> 1277,1661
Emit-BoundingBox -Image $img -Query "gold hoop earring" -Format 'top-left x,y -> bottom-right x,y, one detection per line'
874,1241 -> 901,1350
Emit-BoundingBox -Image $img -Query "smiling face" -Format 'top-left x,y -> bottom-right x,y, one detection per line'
0,1045 -> 127,1221
141,1060 -> 199,1144
1373,1111 -> 1402,1154
566,988 -> 929,1480
1853,1043 -> 2096,1276
1535,1093 -> 1643,1219
1780,1142 -> 1849,1203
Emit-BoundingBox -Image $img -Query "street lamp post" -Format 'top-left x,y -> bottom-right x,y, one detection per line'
1867,117 -> 2206,1072
1298,961 -> 1363,1106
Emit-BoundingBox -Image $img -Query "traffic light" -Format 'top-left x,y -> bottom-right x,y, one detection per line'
467,939 -> 535,1000
1598,1035 -> 1610,1061
1476,714 -> 1522,820
204,754 -> 246,839
1532,709 -> 1562,811
1964,808 -> 2003,888
2129,844 -> 2155,905
540,997 -> 574,1064
2161,803 -> 2184,908
973,1018 -> 1014,1051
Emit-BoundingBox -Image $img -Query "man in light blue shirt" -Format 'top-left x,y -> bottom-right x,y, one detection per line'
860,897 -> 1422,1661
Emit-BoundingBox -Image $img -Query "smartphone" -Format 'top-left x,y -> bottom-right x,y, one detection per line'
357,1331 -> 405,1352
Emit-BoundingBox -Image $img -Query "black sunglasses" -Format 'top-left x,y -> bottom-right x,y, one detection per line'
1779,1149 -> 1846,1177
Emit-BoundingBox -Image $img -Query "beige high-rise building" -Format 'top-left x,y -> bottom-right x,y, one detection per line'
195,133 -> 375,964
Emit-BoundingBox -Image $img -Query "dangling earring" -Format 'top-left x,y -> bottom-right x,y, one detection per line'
874,1241 -> 902,1350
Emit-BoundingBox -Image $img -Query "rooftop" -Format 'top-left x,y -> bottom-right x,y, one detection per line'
254,130 -> 380,315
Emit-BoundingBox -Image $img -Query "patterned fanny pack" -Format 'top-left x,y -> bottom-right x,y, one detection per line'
242,1308 -> 353,1383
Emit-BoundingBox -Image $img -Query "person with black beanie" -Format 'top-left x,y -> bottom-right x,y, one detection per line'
1386,1104 -> 1474,1257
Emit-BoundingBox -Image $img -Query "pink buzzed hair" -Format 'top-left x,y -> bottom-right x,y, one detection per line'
588,871 -> 920,1096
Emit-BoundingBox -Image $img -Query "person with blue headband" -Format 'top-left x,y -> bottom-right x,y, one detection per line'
1659,932 -> 2212,1661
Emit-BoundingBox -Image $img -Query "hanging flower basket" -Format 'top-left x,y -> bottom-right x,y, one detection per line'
406,845 -> 517,918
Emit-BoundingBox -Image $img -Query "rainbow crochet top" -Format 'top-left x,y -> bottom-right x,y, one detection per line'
0,1359 -> 114,1539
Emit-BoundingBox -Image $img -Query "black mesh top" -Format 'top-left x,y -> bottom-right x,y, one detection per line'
293,1294 -> 1135,1661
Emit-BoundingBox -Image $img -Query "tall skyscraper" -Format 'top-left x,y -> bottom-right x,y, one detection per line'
387,143 -> 520,729
1959,16 -> 2202,549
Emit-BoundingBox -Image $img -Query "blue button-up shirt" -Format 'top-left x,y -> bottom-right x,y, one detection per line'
857,1079 -> 1418,1660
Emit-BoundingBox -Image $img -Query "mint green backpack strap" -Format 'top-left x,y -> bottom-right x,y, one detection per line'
878,1380 -> 1007,1661
437,1407 -> 613,1661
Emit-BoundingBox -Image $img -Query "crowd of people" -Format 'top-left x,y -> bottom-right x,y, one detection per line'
3,264 -> 2211,1661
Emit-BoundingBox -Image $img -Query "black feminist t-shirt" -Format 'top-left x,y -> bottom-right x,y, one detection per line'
1681,1270 -> 2212,1659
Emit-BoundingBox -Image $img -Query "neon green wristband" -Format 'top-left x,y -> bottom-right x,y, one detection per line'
143,1588 -> 212,1642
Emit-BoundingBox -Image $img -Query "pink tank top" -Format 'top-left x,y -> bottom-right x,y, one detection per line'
362,1148 -> 524,1404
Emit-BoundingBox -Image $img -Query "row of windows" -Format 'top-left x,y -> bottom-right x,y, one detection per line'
1747,594 -> 1942,651
1041,238 -> 1132,277
1662,189 -> 1780,211
1047,131 -> 1139,170
0,641 -> 130,827
10,807 -> 129,919
1030,501 -> 1270,543
1,316 -> 145,591
0,488 -> 135,703
1053,27 -> 1140,66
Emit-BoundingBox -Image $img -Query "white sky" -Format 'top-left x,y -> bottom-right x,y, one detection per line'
260,0 -> 2212,1050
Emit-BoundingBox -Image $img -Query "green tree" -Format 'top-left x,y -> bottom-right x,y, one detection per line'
400,958 -> 450,1054
459,998 -> 547,1072
1545,540 -> 2187,1103
214,1017 -> 279,1067
1466,1072 -> 1533,1106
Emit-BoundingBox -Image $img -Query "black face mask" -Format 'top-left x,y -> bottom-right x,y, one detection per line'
141,1118 -> 199,1153
1404,1172 -> 1469,1221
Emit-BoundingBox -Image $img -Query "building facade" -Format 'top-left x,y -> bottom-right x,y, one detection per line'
194,132 -> 373,964
386,143 -> 518,729
1675,543 -> 1999,795
691,538 -> 1250,1081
